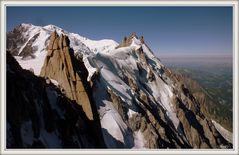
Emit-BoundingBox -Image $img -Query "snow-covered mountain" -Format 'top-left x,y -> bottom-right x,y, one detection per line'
6,23 -> 232,148
7,23 -> 118,75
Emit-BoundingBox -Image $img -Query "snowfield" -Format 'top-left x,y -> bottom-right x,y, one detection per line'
10,23 -> 233,148
15,51 -> 47,75
10,24 -> 193,148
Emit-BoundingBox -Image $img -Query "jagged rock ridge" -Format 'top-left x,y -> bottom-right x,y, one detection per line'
6,23 -> 233,149
83,33 -> 232,148
40,31 -> 94,121
6,51 -> 104,148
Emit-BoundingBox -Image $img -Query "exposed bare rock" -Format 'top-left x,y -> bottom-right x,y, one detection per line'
143,127 -> 158,148
172,92 -> 232,148
139,90 -> 149,104
116,36 -> 132,49
7,24 -> 30,56
19,33 -> 40,58
40,32 -> 94,121
128,78 -> 139,93
140,36 -> 145,44
6,51 -> 104,148
129,114 -> 142,131
7,25 -> 233,149
107,89 -> 128,121
136,47 -> 148,63
147,67 -> 155,82
116,32 -> 138,49
48,30 -> 58,50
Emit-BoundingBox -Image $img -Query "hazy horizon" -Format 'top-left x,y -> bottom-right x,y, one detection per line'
7,6 -> 232,57
160,54 -> 232,69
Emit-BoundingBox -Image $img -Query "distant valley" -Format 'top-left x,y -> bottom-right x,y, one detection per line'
161,56 -> 233,132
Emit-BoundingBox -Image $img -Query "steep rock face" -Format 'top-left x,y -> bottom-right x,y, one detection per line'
116,32 -> 145,49
40,31 -> 94,121
7,24 -> 30,56
7,51 -> 103,148
7,23 -> 50,59
18,32 -> 40,58
88,33 -> 232,148
7,24 -> 233,149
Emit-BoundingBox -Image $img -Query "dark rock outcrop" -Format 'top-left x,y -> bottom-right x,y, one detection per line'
140,36 -> 145,44
19,33 -> 40,58
116,32 -> 138,49
7,51 -> 104,148
107,33 -> 232,149
7,26 -> 233,149
7,24 -> 45,59
7,24 -> 30,56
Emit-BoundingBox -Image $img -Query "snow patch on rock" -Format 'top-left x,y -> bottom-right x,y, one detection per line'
133,130 -> 145,149
212,120 -> 233,144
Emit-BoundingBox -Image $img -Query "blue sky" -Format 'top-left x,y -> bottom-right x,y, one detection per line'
7,6 -> 232,57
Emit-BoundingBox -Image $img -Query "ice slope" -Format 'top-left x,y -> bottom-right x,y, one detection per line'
85,36 -> 181,147
10,24 -> 232,148
15,51 -> 47,75
69,33 -> 118,53
12,24 -> 181,148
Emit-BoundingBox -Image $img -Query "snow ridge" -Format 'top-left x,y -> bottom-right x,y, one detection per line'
9,23 -> 232,148
9,24 -> 193,147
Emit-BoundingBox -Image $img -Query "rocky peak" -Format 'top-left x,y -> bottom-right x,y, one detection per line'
140,36 -> 145,44
40,32 -> 95,121
116,32 -> 145,49
7,50 -> 104,148
7,24 -> 31,56
129,32 -> 138,39
7,23 -> 233,149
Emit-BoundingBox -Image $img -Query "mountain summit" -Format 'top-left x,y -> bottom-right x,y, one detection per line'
6,24 -> 232,148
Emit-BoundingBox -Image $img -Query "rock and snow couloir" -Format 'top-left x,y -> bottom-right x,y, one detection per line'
6,23 -> 233,148
6,51 -> 105,148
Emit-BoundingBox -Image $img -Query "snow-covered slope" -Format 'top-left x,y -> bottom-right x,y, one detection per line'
7,23 -> 233,149
84,36 -> 179,147
7,23 -> 118,75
